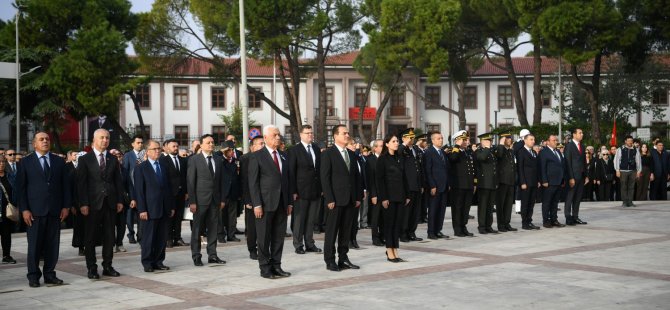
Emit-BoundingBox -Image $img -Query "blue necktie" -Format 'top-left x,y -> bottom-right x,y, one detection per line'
154,161 -> 163,180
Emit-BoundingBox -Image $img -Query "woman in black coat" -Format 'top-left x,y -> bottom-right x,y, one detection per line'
376,134 -> 410,262
594,151 -> 615,202
583,152 -> 596,201
0,154 -> 16,264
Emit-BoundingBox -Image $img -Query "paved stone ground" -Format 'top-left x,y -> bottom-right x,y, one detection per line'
1,201 -> 669,309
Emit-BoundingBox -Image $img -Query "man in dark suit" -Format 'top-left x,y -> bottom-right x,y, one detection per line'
15,132 -> 71,287
424,132 -> 449,240
650,141 -> 669,200
540,135 -> 566,228
564,128 -> 588,225
159,139 -> 188,247
3,148 -> 17,187
187,134 -> 226,266
248,125 -> 293,279
134,140 -> 175,272
366,139 -> 384,246
320,125 -> 363,272
448,130 -> 475,238
219,142 -> 241,243
288,125 -> 323,254
475,133 -> 498,234
517,133 -> 540,230
77,129 -> 125,279
88,115 -> 119,149
123,135 -> 145,244
346,138 -> 366,248
398,128 -> 424,242
241,136 -> 264,260
494,132 -> 517,232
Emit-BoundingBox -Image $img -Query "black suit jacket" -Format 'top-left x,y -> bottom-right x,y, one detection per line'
187,153 -> 225,206
475,147 -> 498,190
517,147 -> 539,187
133,160 -> 175,219
365,154 -> 379,198
239,153 -> 253,206
16,152 -> 71,217
221,157 -> 240,202
288,142 -> 321,200
423,146 -> 449,193
447,148 -> 476,190
320,145 -> 364,207
376,153 -> 408,203
539,147 -> 565,186
399,144 -> 423,192
248,148 -> 291,211
564,140 -> 586,180
159,154 -> 187,197
77,151 -> 124,210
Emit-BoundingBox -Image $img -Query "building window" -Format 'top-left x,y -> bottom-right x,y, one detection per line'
651,122 -> 668,139
466,123 -> 477,144
325,87 -> 335,116
174,86 -> 189,109
136,85 -> 150,109
352,124 -> 372,141
426,123 -> 441,134
355,87 -> 368,107
652,88 -> 668,105
249,87 -> 262,109
174,126 -> 189,146
464,86 -> 477,109
389,87 -> 406,116
425,86 -> 440,108
541,85 -> 552,108
212,87 -> 226,109
498,86 -> 513,109
212,125 -> 226,144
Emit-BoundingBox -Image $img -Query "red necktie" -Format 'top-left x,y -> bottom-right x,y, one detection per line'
578,142 -> 582,154
273,151 -> 281,172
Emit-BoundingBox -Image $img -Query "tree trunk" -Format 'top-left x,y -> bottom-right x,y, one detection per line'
589,53 -> 602,143
454,81 -> 467,130
277,48 -> 303,145
126,90 -> 147,138
532,43 -> 543,125
107,117 -> 132,148
51,125 -> 64,154
501,40 -> 529,126
356,65 -> 378,145
315,35 -> 329,145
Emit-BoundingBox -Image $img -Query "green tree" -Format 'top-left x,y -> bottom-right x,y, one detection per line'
219,105 -> 257,144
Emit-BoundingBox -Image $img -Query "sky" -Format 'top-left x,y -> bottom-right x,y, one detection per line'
0,0 -> 532,57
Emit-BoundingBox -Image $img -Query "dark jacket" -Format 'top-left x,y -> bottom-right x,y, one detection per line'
423,146 -> 449,193
248,148 -> 291,211
447,147 -> 476,190
564,140 -> 586,180
495,145 -> 516,186
221,156 -> 240,202
77,150 -> 124,210
539,147 -> 565,186
376,152 -> 408,203
133,160 -> 175,219
365,154 -> 379,198
16,152 -> 71,217
239,153 -> 253,206
187,153 -> 225,206
320,145 -> 364,207
288,142 -> 321,200
475,146 -> 497,190
517,146 -> 539,187
399,144 -> 423,192
159,154 -> 187,197
594,158 -> 615,183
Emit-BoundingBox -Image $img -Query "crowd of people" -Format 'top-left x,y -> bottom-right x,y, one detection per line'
0,125 -> 668,287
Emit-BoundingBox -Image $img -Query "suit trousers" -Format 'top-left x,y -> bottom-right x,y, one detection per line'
451,189 -> 473,234
370,198 -> 384,241
323,203 -> 356,264
635,167 -> 651,201
427,191 -> 447,235
650,177 -> 667,200
168,194 -> 186,242
496,184 -> 514,228
359,196 -> 369,228
26,216 -> 61,281
519,186 -> 537,226
139,216 -> 169,268
477,188 -> 495,229
564,179 -> 584,220
350,205 -> 360,242
190,201 -> 220,259
292,198 -> 319,250
401,191 -> 421,237
255,204 -> 287,274
1,216 -> 14,257
218,199 -> 238,240
244,207 -> 257,253
85,204 -> 116,269
542,185 -> 561,223
619,171 -> 637,205
126,207 -> 143,240
598,182 -> 612,201
382,202 -> 402,248
115,204 -> 127,246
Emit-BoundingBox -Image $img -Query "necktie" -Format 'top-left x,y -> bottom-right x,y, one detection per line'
554,149 -> 561,161
207,156 -> 214,175
273,151 -> 281,172
41,155 -> 50,179
343,149 -> 350,170
437,148 -> 444,161
154,161 -> 163,179
529,149 -> 535,158
307,144 -> 315,167
11,163 -> 16,173
173,155 -> 180,171
99,152 -> 106,172
577,142 -> 582,154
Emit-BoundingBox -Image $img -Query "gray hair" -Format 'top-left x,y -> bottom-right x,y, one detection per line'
263,124 -> 279,136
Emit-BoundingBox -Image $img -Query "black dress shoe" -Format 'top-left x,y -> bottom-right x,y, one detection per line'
338,260 -> 360,270
305,247 -> 323,253
463,229 -> 474,237
506,225 -> 518,231
103,267 -> 121,277
498,226 -> 508,232
372,239 -> 385,246
295,247 -> 306,254
522,225 -> 532,230
44,277 -> 64,286
2,256 -> 17,264
144,266 -> 154,272
249,252 -> 258,260
478,228 -> 489,234
29,281 -> 40,288
350,240 -> 360,249
552,221 -> 566,227
454,232 -> 467,237
272,267 -> 291,277
88,269 -> 100,279
574,218 -> 588,225
218,237 -> 227,243
235,229 -> 244,235
193,257 -> 204,266
326,263 -> 341,272
485,227 -> 499,234
154,264 -> 170,271
399,236 -> 410,243
285,232 -> 292,238
175,239 -> 189,246
529,223 -> 541,230
128,236 -> 137,244
166,241 -> 174,248
227,237 -> 241,242
208,256 -> 226,264
261,272 -> 280,279
409,234 -> 424,241
78,248 -> 85,256
566,219 -> 576,226
427,234 -> 439,240
436,232 -> 445,238
468,215 -> 475,219
543,222 -> 553,228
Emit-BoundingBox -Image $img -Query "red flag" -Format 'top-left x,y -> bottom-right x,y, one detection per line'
610,119 -> 617,146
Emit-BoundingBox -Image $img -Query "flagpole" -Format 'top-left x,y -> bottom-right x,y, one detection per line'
239,0 -> 249,153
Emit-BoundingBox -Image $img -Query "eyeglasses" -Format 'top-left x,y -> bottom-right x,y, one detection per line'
6,153 -> 15,156
147,148 -> 161,151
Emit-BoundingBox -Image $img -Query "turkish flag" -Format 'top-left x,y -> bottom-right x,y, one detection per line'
610,119 -> 617,146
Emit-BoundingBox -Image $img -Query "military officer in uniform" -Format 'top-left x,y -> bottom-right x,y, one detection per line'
474,133 -> 498,234
398,128 -> 424,242
494,132 -> 517,232
447,130 -> 475,237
